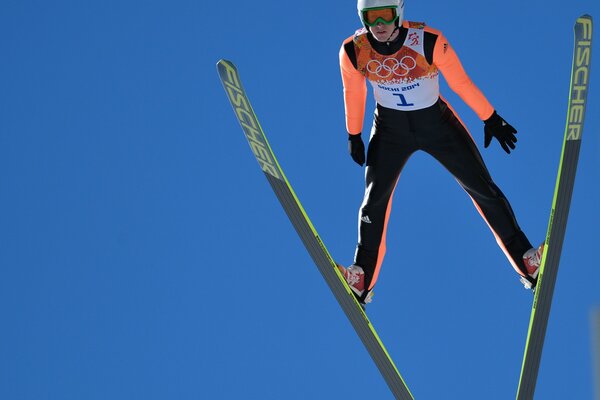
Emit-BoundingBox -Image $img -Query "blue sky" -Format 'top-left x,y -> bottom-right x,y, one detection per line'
1,1 -> 599,399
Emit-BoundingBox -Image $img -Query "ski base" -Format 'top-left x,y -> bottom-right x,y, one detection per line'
516,14 -> 593,400
217,59 -> 414,400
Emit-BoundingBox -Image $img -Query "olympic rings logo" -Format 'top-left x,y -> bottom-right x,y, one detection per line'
366,56 -> 417,78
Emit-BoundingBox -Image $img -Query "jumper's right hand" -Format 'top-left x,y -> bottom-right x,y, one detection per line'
348,133 -> 365,166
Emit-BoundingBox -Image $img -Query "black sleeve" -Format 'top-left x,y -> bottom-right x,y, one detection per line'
344,41 -> 358,69
424,31 -> 437,65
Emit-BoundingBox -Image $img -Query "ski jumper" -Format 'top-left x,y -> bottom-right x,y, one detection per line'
339,21 -> 533,294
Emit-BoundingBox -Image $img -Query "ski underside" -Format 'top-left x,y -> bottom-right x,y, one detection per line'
516,15 -> 593,400
216,59 -> 414,400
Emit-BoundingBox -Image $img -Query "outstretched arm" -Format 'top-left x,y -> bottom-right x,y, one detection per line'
432,31 -> 518,153
339,38 -> 368,135
432,32 -> 494,121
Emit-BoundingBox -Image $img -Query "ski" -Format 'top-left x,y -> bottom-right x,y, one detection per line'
216,59 -> 414,400
516,15 -> 593,400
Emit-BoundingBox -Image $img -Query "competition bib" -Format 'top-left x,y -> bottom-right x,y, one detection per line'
354,22 -> 440,110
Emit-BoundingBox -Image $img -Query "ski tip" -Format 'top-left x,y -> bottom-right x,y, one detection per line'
216,59 -> 235,68
216,59 -> 239,75
577,14 -> 593,22
216,59 -> 239,76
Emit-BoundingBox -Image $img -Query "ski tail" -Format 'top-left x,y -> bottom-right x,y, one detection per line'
516,14 -> 593,400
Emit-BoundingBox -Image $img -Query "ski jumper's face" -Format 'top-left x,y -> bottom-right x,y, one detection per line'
369,22 -> 398,42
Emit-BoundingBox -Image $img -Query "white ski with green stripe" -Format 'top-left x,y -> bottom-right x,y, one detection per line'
516,14 -> 593,400
216,59 -> 414,400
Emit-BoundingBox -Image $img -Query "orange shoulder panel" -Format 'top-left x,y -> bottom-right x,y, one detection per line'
339,35 -> 367,135
426,26 -> 494,120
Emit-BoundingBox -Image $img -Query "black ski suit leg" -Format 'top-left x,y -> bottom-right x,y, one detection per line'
426,100 -> 533,275
354,106 -> 416,291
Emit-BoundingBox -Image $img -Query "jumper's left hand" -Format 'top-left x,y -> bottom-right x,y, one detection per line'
484,111 -> 517,154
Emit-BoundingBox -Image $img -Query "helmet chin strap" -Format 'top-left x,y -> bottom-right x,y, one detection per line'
385,25 -> 399,44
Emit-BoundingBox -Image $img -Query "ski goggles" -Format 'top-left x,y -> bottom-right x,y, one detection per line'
362,7 -> 398,27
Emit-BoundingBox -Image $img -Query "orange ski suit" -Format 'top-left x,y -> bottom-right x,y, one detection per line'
340,21 -> 533,296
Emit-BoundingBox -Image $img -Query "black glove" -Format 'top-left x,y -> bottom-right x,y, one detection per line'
484,111 -> 517,154
348,133 -> 365,166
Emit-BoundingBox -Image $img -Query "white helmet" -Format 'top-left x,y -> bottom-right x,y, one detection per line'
357,0 -> 404,27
